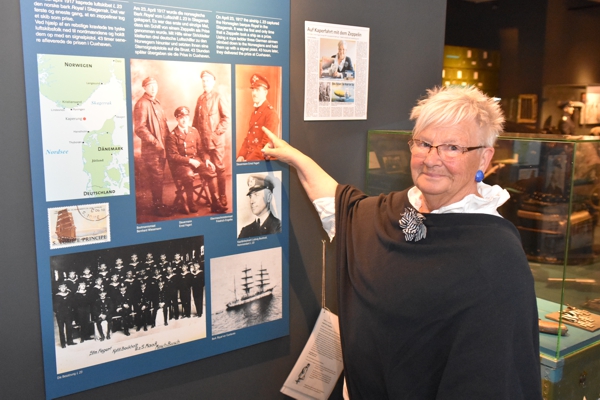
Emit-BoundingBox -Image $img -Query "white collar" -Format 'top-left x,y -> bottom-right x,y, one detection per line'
407,182 -> 509,217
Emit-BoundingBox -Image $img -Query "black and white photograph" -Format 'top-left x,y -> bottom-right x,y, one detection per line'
50,236 -> 207,373
131,59 -> 232,223
236,171 -> 283,239
235,64 -> 282,162
319,82 -> 331,102
210,247 -> 283,336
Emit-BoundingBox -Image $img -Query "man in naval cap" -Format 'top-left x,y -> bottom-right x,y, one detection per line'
236,74 -> 280,162
166,106 -> 227,214
238,174 -> 281,238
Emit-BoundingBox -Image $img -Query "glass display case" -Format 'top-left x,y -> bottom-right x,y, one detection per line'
367,130 -> 600,361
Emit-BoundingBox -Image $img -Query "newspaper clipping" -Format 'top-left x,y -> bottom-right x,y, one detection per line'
304,21 -> 370,121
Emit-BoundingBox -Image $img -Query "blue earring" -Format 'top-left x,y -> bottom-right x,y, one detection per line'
475,170 -> 484,183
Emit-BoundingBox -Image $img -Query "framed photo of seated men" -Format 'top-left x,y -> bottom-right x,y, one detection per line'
130,59 -> 232,224
236,171 -> 283,239
235,65 -> 282,163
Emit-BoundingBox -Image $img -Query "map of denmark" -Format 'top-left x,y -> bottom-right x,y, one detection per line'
38,54 -> 129,202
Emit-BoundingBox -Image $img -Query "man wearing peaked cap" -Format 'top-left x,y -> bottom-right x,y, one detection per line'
133,76 -> 170,215
236,73 -> 280,162
54,282 -> 76,348
192,69 -> 231,209
238,174 -> 281,238
558,100 -> 576,135
166,105 -> 227,215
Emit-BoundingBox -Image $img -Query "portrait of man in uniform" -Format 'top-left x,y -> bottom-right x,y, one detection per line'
166,106 -> 227,215
235,65 -> 282,163
133,76 -> 170,216
192,70 -> 231,210
237,171 -> 282,239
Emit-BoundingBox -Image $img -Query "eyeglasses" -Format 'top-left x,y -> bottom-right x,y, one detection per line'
408,139 -> 484,161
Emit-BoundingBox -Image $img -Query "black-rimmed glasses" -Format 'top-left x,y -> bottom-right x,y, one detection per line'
408,139 -> 484,161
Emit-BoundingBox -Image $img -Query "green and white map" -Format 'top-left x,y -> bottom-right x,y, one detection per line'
38,54 -> 129,202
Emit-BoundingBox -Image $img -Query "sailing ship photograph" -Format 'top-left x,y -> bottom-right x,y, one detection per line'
210,247 -> 282,336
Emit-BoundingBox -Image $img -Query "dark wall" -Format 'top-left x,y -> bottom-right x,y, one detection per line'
543,0 -> 600,85
445,0 -> 600,107
445,0 -> 547,99
0,0 -> 445,398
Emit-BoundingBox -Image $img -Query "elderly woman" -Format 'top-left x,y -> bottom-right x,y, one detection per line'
328,40 -> 354,79
262,86 -> 541,399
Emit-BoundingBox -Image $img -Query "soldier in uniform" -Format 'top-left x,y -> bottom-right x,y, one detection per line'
114,285 -> 133,336
106,273 -> 122,300
158,253 -> 170,275
96,263 -> 110,284
73,281 -> 93,343
133,77 -> 170,215
129,253 -> 141,276
167,106 -> 226,214
92,291 -> 113,341
238,174 -> 282,238
54,282 -> 76,348
558,100 -> 576,135
153,280 -> 169,327
90,276 -> 105,301
135,282 -> 153,331
123,270 -> 138,298
112,257 -> 126,278
236,74 -> 280,162
144,253 -> 157,274
80,266 -> 94,288
190,262 -> 205,317
164,266 -> 180,320
171,253 -> 185,274
192,70 -> 230,209
64,270 -> 79,294
179,264 -> 193,318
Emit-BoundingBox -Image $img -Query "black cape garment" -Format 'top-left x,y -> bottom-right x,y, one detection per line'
335,185 -> 542,400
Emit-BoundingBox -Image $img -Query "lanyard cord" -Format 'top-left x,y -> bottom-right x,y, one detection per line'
321,239 -> 327,310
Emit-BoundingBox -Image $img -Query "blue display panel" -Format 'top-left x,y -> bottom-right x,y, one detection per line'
20,1 -> 289,397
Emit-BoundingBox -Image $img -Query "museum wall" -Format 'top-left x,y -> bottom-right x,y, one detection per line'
542,0 -> 600,86
445,0 -> 600,117
445,0 -> 548,100
0,0 -> 446,398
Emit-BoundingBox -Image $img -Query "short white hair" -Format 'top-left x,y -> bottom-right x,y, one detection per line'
410,86 -> 504,147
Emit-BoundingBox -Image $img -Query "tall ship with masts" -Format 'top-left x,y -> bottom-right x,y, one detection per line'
226,265 -> 274,309
55,209 -> 76,243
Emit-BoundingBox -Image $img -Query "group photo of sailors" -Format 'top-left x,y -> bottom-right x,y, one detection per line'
51,239 -> 205,349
